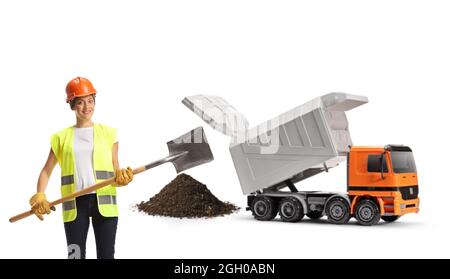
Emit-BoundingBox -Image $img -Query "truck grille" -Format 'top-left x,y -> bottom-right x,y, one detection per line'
399,185 -> 418,200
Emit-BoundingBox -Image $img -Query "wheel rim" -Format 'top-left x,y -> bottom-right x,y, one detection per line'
358,205 -> 374,222
281,202 -> 295,218
254,200 -> 268,216
330,202 -> 344,220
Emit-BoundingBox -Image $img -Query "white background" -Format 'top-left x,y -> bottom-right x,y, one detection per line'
0,0 -> 449,259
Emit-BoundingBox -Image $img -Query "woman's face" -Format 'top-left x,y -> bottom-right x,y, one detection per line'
73,95 -> 95,121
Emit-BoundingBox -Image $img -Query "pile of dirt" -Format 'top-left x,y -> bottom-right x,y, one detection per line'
136,173 -> 238,218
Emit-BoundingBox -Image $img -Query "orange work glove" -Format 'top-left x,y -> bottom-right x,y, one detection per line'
114,167 -> 134,187
29,192 -> 55,221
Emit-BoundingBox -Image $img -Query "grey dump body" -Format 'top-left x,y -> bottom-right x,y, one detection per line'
182,93 -> 368,195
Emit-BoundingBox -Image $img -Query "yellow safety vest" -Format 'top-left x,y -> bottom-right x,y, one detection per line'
51,124 -> 118,222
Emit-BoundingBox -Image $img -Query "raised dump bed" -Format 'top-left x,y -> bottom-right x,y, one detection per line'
182,93 -> 368,194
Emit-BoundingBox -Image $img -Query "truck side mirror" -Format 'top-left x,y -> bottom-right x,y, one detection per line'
380,153 -> 386,180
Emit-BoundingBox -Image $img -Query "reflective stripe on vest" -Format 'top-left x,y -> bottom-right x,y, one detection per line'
62,200 -> 76,211
61,175 -> 74,186
61,171 -> 114,186
95,171 -> 115,180
62,195 -> 117,212
52,124 -> 118,222
98,195 -> 117,205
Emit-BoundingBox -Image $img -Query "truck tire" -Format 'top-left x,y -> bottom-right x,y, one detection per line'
251,196 -> 278,221
279,197 -> 304,222
355,199 -> 381,226
306,211 -> 323,220
325,197 -> 351,224
381,215 -> 400,223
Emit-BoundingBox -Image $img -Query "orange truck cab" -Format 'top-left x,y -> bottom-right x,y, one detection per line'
347,145 -> 419,225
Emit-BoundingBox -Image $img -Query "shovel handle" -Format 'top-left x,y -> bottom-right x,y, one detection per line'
9,153 -> 186,223
9,177 -> 115,223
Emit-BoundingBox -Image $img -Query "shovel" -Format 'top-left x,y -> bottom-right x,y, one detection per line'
9,127 -> 213,223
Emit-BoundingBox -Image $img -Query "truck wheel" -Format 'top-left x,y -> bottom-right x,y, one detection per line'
279,197 -> 304,222
306,211 -> 323,220
251,196 -> 277,221
355,199 -> 381,226
325,197 -> 350,224
381,215 -> 400,223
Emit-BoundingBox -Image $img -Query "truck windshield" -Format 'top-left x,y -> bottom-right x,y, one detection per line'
391,151 -> 416,173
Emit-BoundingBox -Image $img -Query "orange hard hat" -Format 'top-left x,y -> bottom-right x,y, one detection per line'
65,77 -> 97,103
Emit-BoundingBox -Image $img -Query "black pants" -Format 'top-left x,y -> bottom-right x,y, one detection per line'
64,194 -> 118,259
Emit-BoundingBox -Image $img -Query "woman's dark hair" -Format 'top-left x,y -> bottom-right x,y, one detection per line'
70,94 -> 96,109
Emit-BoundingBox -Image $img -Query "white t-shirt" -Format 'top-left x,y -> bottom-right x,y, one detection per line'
73,126 -> 118,191
73,127 -> 96,191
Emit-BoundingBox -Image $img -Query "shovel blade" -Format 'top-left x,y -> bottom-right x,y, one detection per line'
167,127 -> 214,173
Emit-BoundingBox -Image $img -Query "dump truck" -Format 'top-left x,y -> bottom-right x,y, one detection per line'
182,93 -> 419,225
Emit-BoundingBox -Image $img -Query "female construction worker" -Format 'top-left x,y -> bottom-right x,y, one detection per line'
28,77 -> 134,259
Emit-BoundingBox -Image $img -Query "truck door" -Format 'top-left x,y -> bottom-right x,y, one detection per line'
348,150 -> 396,189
